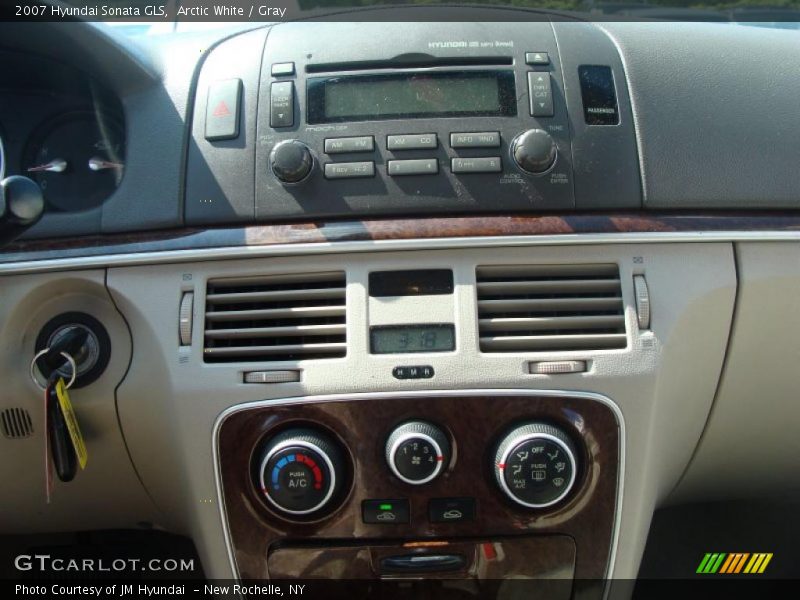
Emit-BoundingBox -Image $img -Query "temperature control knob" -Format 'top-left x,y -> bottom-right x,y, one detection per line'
511,129 -> 557,174
257,428 -> 345,516
494,423 -> 578,508
270,140 -> 313,184
385,421 -> 450,485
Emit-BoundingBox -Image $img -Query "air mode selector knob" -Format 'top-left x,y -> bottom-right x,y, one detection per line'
257,428 -> 345,516
511,129 -> 557,174
494,423 -> 578,508
386,421 -> 450,485
269,140 -> 314,184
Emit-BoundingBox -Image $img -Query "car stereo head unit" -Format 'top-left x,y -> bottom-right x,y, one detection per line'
185,22 -> 642,225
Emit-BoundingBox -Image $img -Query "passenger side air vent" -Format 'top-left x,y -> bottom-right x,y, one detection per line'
476,264 -> 626,352
204,272 -> 346,363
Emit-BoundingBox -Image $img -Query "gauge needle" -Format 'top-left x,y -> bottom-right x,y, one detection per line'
27,159 -> 68,173
88,157 -> 124,171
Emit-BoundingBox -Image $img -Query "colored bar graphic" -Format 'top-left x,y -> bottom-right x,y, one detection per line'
719,554 -> 735,574
697,553 -> 713,574
698,552 -> 773,575
758,553 -> 773,573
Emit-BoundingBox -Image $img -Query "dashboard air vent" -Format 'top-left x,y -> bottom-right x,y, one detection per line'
204,272 -> 346,363
476,264 -> 626,352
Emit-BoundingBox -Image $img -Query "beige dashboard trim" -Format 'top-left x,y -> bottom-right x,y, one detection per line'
211,388 -> 626,584
1,230 -> 800,275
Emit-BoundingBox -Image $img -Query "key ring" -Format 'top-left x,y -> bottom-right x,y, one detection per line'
30,348 -> 77,391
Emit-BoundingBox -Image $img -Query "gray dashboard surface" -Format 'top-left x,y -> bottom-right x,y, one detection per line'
602,22 -> 800,209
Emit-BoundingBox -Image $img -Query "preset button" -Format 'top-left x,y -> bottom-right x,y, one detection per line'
324,162 -> 375,179
451,157 -> 502,173
388,159 -> 438,176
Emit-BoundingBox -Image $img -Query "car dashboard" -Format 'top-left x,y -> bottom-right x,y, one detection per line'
0,11 -> 799,595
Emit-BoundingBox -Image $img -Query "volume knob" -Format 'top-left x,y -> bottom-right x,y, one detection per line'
386,421 -> 450,485
511,129 -> 557,174
270,139 -> 314,184
494,423 -> 577,508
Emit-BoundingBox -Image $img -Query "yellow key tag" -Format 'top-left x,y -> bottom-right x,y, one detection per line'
55,378 -> 88,470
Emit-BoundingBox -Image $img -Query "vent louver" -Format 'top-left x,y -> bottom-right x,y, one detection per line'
476,264 -> 627,352
204,272 -> 346,363
1,408 -> 33,439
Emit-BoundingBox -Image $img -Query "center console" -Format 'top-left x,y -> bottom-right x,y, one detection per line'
216,390 -> 620,590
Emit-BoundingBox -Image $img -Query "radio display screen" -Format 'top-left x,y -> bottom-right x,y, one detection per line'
370,324 -> 455,354
307,71 -> 516,123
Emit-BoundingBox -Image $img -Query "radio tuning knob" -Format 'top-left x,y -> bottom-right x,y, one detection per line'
385,421 -> 450,485
270,140 -> 314,184
511,129 -> 557,174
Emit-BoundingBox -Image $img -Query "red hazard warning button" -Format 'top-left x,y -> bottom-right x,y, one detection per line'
205,79 -> 241,141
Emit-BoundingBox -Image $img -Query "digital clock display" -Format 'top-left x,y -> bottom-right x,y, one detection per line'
370,324 -> 455,354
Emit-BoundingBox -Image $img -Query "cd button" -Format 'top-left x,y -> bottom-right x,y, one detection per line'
450,132 -> 500,148
388,159 -> 439,176
387,134 -> 438,151
324,161 -> 375,179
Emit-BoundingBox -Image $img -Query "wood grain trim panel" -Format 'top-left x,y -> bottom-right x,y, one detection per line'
217,394 -> 619,582
3,212 -> 800,263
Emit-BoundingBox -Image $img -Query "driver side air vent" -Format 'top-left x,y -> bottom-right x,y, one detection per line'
476,264 -> 626,352
203,272 -> 346,363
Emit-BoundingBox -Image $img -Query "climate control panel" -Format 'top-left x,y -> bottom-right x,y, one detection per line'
251,417 -> 583,522
224,392 -> 618,580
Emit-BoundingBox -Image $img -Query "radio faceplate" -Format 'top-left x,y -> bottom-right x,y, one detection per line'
255,23 -> 575,219
185,22 -> 642,226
